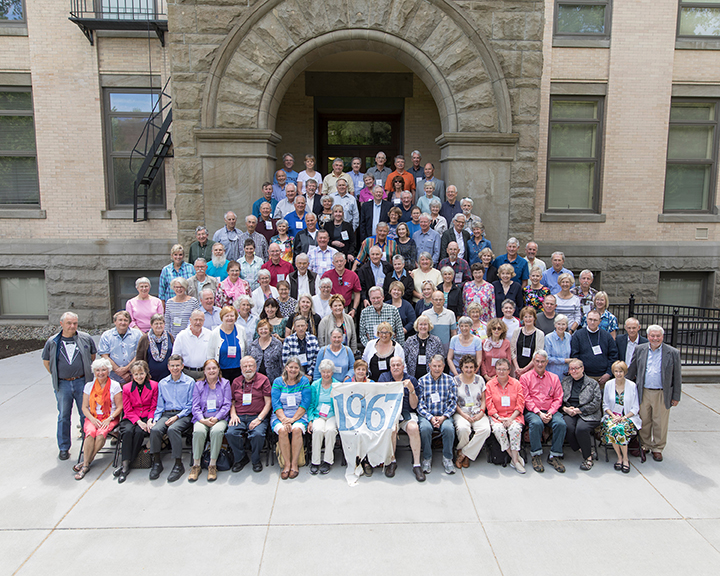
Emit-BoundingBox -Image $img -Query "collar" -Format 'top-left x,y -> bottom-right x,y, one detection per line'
587,327 -> 600,334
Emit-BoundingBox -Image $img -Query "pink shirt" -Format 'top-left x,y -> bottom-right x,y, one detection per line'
519,369 -> 563,415
126,296 -> 164,332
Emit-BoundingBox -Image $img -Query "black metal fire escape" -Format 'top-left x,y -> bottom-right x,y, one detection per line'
69,1 -> 168,46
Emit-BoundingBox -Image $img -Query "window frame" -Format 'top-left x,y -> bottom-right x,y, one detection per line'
553,0 -> 612,40
658,271 -> 712,308
677,1 -> 720,39
110,269 -> 161,314
0,270 -> 47,319
545,95 -> 605,214
102,87 -> 165,211
0,0 -> 25,23
663,97 -> 720,214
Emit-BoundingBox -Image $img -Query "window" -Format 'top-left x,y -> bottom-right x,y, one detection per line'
658,272 -> 710,307
546,97 -> 604,212
0,0 -> 24,21
554,1 -> 611,38
104,89 -> 164,209
110,270 -> 160,313
664,100 -> 719,212
0,87 -> 39,207
678,1 -> 720,37
100,0 -> 164,20
0,271 -> 47,318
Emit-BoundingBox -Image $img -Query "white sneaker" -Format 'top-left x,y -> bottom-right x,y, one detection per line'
510,457 -> 526,474
442,457 -> 455,474
421,458 -> 432,474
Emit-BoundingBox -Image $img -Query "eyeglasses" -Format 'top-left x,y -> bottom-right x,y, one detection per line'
492,327 -> 503,331
568,366 -> 583,372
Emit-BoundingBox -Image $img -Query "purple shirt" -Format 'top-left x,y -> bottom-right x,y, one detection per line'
191,378 -> 232,422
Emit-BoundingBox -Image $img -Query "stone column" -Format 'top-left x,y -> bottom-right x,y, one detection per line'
436,132 -> 519,248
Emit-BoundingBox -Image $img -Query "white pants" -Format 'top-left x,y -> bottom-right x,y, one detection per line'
453,413 -> 491,461
312,416 -> 338,465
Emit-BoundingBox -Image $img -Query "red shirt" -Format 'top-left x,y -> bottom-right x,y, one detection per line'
321,268 -> 361,306
231,373 -> 271,416
261,259 -> 294,286
519,369 -> 563,414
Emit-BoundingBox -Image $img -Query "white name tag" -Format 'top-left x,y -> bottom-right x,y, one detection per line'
173,316 -> 182,327
381,252 -> 386,261
277,274 -> 285,281
491,357 -> 498,366
393,198 -> 401,205
501,396 -> 511,407
375,179 -> 383,186
378,360 -> 387,371
455,272 -> 463,284
96,404 -> 103,415
298,353 -> 308,365
265,221 -> 273,230
522,347 -> 531,358
416,177 -> 423,183
207,397 -> 217,411
582,304 -> 592,315
341,231 -> 349,241
286,394 -> 297,407
227,345 -> 237,358
319,403 -> 331,418
431,392 -> 441,403
295,221 -> 303,229
418,354 -> 426,365
333,365 -> 342,373
592,345 -> 603,356
242,393 -> 252,405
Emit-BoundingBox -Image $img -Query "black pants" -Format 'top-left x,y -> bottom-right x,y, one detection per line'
563,414 -> 600,459
119,418 -> 149,463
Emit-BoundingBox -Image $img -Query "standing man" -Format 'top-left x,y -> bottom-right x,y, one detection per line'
542,252 -> 574,295
257,201 -> 277,244
322,251 -> 362,318
440,185 -> 462,224
348,156 -> 365,194
206,243 -> 229,281
440,213 -> 471,261
571,269 -> 598,316
384,154 -> 415,196
213,211 -> 242,262
187,226 -> 213,264
366,151 -> 392,190
323,158 -> 354,195
524,241 -> 546,274
438,241 -> 472,284
261,243 -> 294,286
413,213 -> 441,266
419,162 -> 445,202
409,150 -> 424,183
359,184 -> 392,242
422,291 -> 458,355
198,289 -> 222,331
536,294 -> 558,335
331,177 -> 359,231
42,311 -> 96,460
252,182 -> 278,218
98,311 -> 143,383
354,221 -> 397,268
627,325 -> 682,461
358,285 -> 405,347
159,244 -> 195,302
307,229 -> 338,279
616,317 -> 648,365
289,253 -> 317,298
186,258 -> 219,299
570,309 -> 618,386
304,179 -> 323,216
172,309 -> 212,380
272,169 -> 288,201
293,211 -> 319,258
273,183 -> 297,219
284,195 -> 309,238
238,215 -> 269,262
493,237 -> 530,288
274,153 -> 298,185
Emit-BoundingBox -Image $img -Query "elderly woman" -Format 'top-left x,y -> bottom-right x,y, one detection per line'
216,260 -> 251,308
126,277 -> 163,332
414,280 -> 435,317
555,273 -> 582,332
447,317 -> 483,376
404,315 -> 445,380
387,206 -> 402,239
480,318 -> 513,381
323,204 -> 355,258
429,198 -> 447,234
561,358 -> 602,470
602,361 -> 641,473
73,358 -> 123,480
581,290 -> 618,338
346,359 -> 372,383
317,293 -> 358,352
164,278 -> 201,338
412,252 -> 442,302
485,358 -> 525,473
511,307 -> 545,377
251,269 -> 279,313
308,359 -> 339,475
257,297 -> 287,340
438,265 -> 464,319
466,221 -> 490,266
285,294 -> 321,337
362,321 -> 405,381
357,173 -> 376,203
275,280 -> 297,318
248,319 -> 284,385
314,327 -> 355,381
134,313 -> 175,382
312,277 -> 333,318
467,302 -> 488,339
207,305 -> 248,383
545,313 -> 572,380
116,360 -> 158,483
417,180 -> 440,214
463,262 -> 495,321
270,219 -> 294,263
271,356 -> 312,479
386,280 -> 417,337
395,222 -> 417,270
318,194 -> 335,227
188,358 -> 232,482
234,295 -> 259,339
453,354 -> 490,468
479,247 -> 498,283
524,266 -> 551,312
492,264 -> 524,319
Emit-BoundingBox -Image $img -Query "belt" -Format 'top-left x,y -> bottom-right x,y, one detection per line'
184,366 -> 203,371
60,376 -> 84,381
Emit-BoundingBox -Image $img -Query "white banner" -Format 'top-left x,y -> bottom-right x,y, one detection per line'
332,380 -> 404,486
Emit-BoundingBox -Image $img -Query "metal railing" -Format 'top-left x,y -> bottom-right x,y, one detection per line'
70,0 -> 167,20
609,294 -> 720,366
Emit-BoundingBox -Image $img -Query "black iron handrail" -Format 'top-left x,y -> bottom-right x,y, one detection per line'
70,0 -> 167,20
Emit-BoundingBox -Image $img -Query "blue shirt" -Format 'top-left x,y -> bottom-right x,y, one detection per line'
273,168 -> 298,185
158,262 -> 195,301
494,254 -> 529,285
97,327 -> 143,381
348,171 -> 365,194
412,229 -> 441,264
407,221 -> 421,238
284,210 -> 307,237
645,346 -> 663,390
466,237 -> 492,266
545,331 -> 572,379
371,261 -> 386,286
154,372 -> 195,419
252,196 -> 278,218
542,267 -> 574,295
219,328 -> 243,370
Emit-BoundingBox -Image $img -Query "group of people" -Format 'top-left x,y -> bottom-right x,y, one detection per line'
42,150 -> 682,483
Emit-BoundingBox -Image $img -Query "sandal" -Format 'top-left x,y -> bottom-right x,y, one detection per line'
614,462 -> 622,471
280,470 -> 290,480
74,465 -> 90,480
622,463 -> 630,474
73,461 -> 85,473
579,458 -> 594,471
289,469 -> 299,479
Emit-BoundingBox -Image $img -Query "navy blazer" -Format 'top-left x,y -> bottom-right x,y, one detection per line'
616,333 -> 648,364
492,280 -> 524,318
359,199 -> 392,243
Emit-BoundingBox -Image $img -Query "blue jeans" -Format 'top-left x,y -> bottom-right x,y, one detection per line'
226,415 -> 268,465
525,411 -> 566,458
55,377 -> 86,451
419,416 -> 455,461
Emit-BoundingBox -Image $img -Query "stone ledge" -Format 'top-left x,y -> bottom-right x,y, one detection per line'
536,241 -> 720,259
540,212 -> 606,223
658,214 -> 720,223
0,23 -> 28,36
0,239 -> 175,257
552,37 -> 610,49
101,209 -> 172,220
551,82 -> 607,96
0,208 -> 46,219
676,38 -> 720,51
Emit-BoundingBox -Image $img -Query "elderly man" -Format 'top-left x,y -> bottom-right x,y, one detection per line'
172,309 -> 212,379
274,152 -> 298,185
378,356 -> 425,481
359,184 -> 392,243
520,350 -> 566,473
261,243 -> 294,286
98,311 -> 142,383
494,237 -> 530,288
148,354 -> 195,482
293,211 -> 318,258
304,179 -> 323,215
440,185 -> 462,224
397,190 -> 414,222
536,293 -> 558,335
226,355 -> 271,473
440,213 -> 471,261
418,162 -> 445,202
422,290 -> 457,355
188,225 -> 213,263
366,150 -> 392,189
213,211 -> 242,262
187,258 -> 219,298
206,242 -> 229,281
159,244 -> 195,302
272,169 -> 288,202
616,317 -> 648,365
322,251 -> 362,318
413,212 -> 441,265
238,239 -> 263,291
384,154 -> 415,195
358,285 -> 405,346
257,200 -> 277,243
354,221 -> 397,268
273,182 -> 297,219
571,269 -> 597,315
438,241 -> 472,284
323,158 -> 354,195
235,296 -> 259,344
252,181 -> 277,218
409,150 -> 424,181
525,241 -> 546,274
331,177 -> 360,230
347,156 -> 365,193
307,229 -> 338,279
237,214 -> 269,261
198,288 -> 222,330
570,309 -> 618,386
42,311 -> 97,460
542,252 -> 574,295
289,253 -> 317,298
383,253 -> 415,302
285,195 -> 308,238
627,325 -> 682,462
460,198 -> 483,232
417,355 -> 457,475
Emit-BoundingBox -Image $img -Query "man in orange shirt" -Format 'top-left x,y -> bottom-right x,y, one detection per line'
384,155 -> 416,197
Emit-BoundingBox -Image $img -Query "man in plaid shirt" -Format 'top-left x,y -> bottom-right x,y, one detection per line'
307,230 -> 338,278
418,355 -> 457,475
281,317 -> 319,377
438,241 -> 472,283
358,286 -> 405,347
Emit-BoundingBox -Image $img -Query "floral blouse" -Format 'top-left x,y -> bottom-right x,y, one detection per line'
524,285 -> 551,312
270,235 -> 294,263
462,281 -> 496,323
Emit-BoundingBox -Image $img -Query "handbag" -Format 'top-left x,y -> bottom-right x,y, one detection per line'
275,442 -> 306,468
201,447 -> 235,471
132,447 -> 153,469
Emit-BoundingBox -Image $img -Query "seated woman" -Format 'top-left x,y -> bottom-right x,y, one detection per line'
453,354 -> 491,469
362,321 -> 406,382
480,318 -> 513,382
466,302 -> 488,339
404,315 -> 445,381
164,278 -> 201,338
524,266 -> 551,312
561,358 -> 602,471
314,328 -> 355,381
308,359 -> 339,475
438,266 -> 464,319
256,297 -> 287,341
188,358 -> 232,483
412,253 -> 443,303
116,360 -> 158,483
510,306 -> 545,378
207,305 -> 248,384
74,358 -> 123,480
386,280 -> 417,339
601,361 -> 641,474
216,260 -> 251,308
126,276 -> 163,332
447,316 -> 483,376
134,313 -> 174,382
485,358 -> 526,473
285,294 -> 321,338
248,319 -> 284,387
580,290 -> 618,338
271,357 -> 312,479
344,359 -> 373,383
317,294 -> 357,353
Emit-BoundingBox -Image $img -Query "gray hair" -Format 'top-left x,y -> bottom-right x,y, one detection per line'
91,357 -> 113,373
533,350 -> 549,360
330,327 -> 345,338
430,354 -> 446,365
224,211 -> 237,220
452,213 -> 466,224
245,214 -> 257,224
554,314 -> 569,326
579,269 -> 594,280
318,359 -> 336,374
235,295 -> 254,307
471,220 -> 483,230
428,198 -> 442,209
418,251 -> 433,261
319,277 -> 333,288
170,277 -> 188,291
189,309 -> 205,320
460,197 -> 474,207
392,254 -> 405,264
376,221 -> 389,230
440,266 -> 454,276
60,311 -> 79,323
368,286 -> 384,298
647,324 -> 665,336
258,269 -> 271,279
275,219 -> 289,230
193,258 -> 207,266
411,150 -> 421,157
282,356 -> 306,379
200,288 -> 215,299
552,251 -> 566,260
423,180 -> 436,192
195,225 -> 208,234
457,316 -> 473,327
295,252 -> 309,263
135,277 -> 151,289
507,237 -> 519,247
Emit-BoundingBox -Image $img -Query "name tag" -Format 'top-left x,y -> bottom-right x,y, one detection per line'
393,198 -> 401,205
333,365 -> 342,374
286,394 -> 297,407
295,221 -> 303,229
96,404 -> 103,415
455,272 -> 463,284
319,403 -> 331,418
582,304 -> 592,315
376,178 -> 383,186
298,353 -> 308,365
592,345 -> 603,356
416,177 -> 423,183
378,360 -> 388,371
418,354 -> 426,365
341,231 -> 349,241
265,221 -> 273,230
491,357 -> 498,366
465,399 -> 475,407
431,392 -> 441,403
227,345 -> 237,358
501,396 -> 511,407
207,397 -> 217,411
522,347 -> 531,358
242,393 -> 252,406
381,252 -> 386,261
173,316 -> 182,327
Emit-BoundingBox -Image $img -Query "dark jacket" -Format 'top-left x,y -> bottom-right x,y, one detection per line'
42,330 -> 96,392
293,228 -> 319,260
570,327 -> 619,377
492,280 -> 525,318
440,228 -> 471,261
616,333 -> 648,364
561,374 -> 602,421
438,281 -> 464,320
359,199 -> 392,242
288,269 -> 317,299
383,271 -> 415,303
305,194 -> 324,216
356,260 -> 393,303
321,220 -> 355,256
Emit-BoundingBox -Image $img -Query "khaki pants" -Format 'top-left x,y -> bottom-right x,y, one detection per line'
453,414 -> 491,461
639,389 -> 670,453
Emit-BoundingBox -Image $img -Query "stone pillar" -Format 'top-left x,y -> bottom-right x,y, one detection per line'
436,132 -> 519,248
194,129 -> 282,238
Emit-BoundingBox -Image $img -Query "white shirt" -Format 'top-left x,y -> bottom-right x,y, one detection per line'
274,198 -> 295,219
454,228 -> 466,259
172,326 -> 212,369
626,337 -> 638,365
527,257 -> 547,274
297,272 -> 310,297
312,294 -> 332,318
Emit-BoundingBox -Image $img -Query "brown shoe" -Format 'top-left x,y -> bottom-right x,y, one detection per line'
207,464 -> 218,482
462,455 -> 470,468
652,451 -> 663,462
188,465 -> 202,482
548,455 -> 565,473
455,450 -> 465,469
